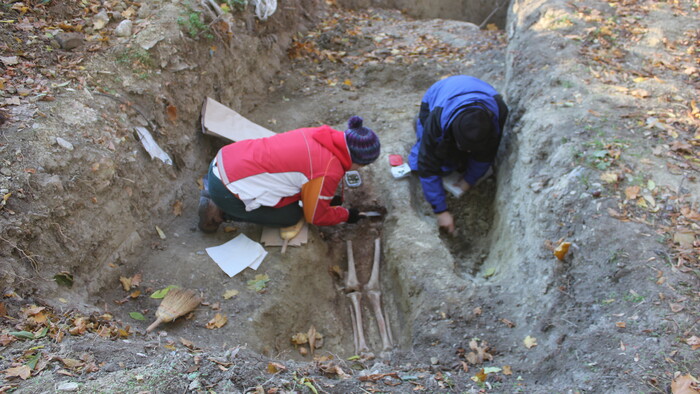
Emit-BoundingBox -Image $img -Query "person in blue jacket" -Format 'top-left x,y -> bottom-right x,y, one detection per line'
408,75 -> 508,234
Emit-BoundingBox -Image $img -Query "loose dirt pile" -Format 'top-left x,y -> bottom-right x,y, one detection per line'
0,0 -> 698,393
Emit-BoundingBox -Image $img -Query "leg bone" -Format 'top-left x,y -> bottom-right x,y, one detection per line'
365,238 -> 392,350
345,240 -> 360,292
348,304 -> 358,354
347,291 -> 369,353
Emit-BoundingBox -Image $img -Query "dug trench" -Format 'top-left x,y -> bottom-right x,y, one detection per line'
87,4 -> 510,363
2,0 -> 698,392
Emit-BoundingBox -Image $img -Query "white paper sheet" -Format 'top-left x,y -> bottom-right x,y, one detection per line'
134,127 -> 172,165
205,234 -> 268,277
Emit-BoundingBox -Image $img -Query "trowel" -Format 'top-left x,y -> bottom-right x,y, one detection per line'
359,206 -> 386,219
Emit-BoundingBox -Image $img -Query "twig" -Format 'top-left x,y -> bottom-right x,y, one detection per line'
478,1 -> 505,29
0,235 -> 39,272
561,318 -> 579,328
52,222 -> 77,248
93,91 -> 158,133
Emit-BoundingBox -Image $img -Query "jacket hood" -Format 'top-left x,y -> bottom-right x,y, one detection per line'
311,125 -> 353,170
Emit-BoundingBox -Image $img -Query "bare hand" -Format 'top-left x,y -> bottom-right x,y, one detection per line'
436,211 -> 455,234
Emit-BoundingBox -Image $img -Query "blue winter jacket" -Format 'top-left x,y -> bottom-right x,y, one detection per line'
408,76 -> 505,213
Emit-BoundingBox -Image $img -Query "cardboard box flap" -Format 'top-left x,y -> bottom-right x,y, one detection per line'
201,97 -> 276,142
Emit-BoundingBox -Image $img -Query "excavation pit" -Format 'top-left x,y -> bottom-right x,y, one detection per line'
2,0 -> 693,392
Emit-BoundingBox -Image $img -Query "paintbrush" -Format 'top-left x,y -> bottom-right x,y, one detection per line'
146,288 -> 202,333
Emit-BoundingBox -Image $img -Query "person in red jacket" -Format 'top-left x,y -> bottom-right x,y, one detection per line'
198,116 -> 380,233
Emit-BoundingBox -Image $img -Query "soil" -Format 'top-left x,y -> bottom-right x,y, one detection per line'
1,0 -> 698,393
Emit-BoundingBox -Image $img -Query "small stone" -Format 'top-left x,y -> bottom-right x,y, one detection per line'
55,32 -> 84,51
188,379 -> 201,391
0,56 -> 19,66
93,10 -> 110,30
56,382 -> 79,392
0,167 -> 12,176
114,20 -> 133,37
430,357 -> 439,365
56,137 -> 74,151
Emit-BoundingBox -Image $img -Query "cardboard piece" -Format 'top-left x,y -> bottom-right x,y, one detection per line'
201,97 -> 276,142
205,233 -> 268,277
260,222 -> 309,247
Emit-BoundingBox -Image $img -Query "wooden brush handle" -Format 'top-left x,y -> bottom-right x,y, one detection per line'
281,239 -> 289,254
146,317 -> 163,333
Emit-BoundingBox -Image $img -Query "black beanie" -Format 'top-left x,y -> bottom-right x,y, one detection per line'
451,107 -> 494,153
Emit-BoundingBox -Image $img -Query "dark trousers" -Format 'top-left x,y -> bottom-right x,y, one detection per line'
206,161 -> 303,227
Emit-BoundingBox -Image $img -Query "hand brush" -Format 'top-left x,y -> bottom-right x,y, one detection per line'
280,218 -> 305,254
146,288 -> 202,332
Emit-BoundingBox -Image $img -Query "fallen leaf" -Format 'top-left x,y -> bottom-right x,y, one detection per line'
119,276 -> 132,291
9,331 -> 34,340
466,339 -> 493,364
600,171 -> 619,184
503,365 -> 512,375
671,373 -> 699,394
155,225 -> 166,239
686,336 -> 700,350
318,361 -> 350,378
172,200 -> 183,216
180,337 -> 196,349
670,303 -> 684,313
4,365 -> 31,380
129,312 -> 145,321
166,105 -> 177,123
673,231 -> 695,249
0,302 -> 5,317
500,318 -> 515,328
223,289 -> 239,299
631,89 -> 650,98
247,274 -> 270,292
625,185 -> 640,200
291,332 -> 308,345
53,271 -> 74,287
267,362 -> 286,374
524,335 -> 537,349
206,313 -> 227,329
616,322 -> 626,328
471,369 -> 487,383
131,273 -> 142,287
308,325 -> 317,355
554,242 -> 571,261
59,357 -> 84,369
151,285 -> 178,299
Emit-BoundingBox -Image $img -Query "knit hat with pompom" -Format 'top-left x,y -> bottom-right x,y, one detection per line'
344,116 -> 380,165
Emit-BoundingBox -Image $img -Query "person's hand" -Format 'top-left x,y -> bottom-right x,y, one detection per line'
330,195 -> 343,206
436,211 -> 455,234
347,208 -> 363,224
457,179 -> 471,193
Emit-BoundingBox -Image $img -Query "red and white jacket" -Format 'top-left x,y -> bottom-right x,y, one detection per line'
214,125 -> 352,226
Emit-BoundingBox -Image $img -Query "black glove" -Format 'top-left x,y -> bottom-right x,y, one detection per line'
330,195 -> 343,206
347,208 -> 362,224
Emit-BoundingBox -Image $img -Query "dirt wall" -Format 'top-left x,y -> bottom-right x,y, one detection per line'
338,0 -> 508,28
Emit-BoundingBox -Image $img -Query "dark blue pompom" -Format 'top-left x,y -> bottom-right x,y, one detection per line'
348,116 -> 363,129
